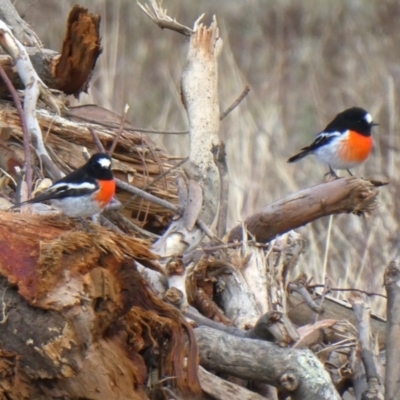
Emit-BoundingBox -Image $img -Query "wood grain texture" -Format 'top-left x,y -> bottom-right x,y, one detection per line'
228,177 -> 382,243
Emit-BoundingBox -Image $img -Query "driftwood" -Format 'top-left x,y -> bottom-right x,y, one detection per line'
195,326 -> 341,400
228,177 -> 381,243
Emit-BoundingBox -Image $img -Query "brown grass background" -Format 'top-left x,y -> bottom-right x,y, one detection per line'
16,0 -> 400,316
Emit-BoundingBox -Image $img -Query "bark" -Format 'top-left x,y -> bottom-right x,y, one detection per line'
351,298 -> 384,400
228,177 -> 383,243
0,211 -> 201,398
195,326 -> 341,400
153,17 -> 222,258
147,12 -> 222,306
384,258 -> 400,400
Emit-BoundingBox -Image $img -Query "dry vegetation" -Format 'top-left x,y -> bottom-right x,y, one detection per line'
16,0 -> 400,315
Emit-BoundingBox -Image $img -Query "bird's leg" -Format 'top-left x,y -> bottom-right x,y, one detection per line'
346,169 -> 353,176
324,166 -> 339,181
78,217 -> 94,233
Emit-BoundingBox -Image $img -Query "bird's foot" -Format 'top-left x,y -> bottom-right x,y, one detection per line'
324,166 -> 340,182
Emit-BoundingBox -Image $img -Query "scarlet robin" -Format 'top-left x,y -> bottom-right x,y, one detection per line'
288,107 -> 378,176
13,153 -> 116,217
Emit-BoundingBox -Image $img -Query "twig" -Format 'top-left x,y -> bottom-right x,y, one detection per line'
196,219 -> 220,242
219,85 -> 250,120
0,20 -> 63,181
314,277 -> 330,323
108,104 -> 129,155
88,126 -> 106,152
121,157 -> 188,211
307,284 -> 386,299
212,143 -> 229,238
201,241 -> 269,252
116,177 -> 181,214
104,210 -> 160,240
288,282 -> 324,314
384,259 -> 400,399
351,298 -> 384,399
67,85 -> 249,136
0,65 -> 32,197
137,0 -> 195,36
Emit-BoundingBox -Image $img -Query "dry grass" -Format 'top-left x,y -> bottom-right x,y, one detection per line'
16,0 -> 400,315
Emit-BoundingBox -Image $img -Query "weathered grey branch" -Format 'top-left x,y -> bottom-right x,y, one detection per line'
0,0 -> 42,46
384,258 -> 400,400
195,326 -> 341,400
198,366 -> 266,400
351,297 -> 384,400
228,177 -> 383,243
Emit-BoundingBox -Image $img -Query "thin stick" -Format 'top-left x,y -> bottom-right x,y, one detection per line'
0,65 -> 33,197
116,177 -> 181,214
212,143 -> 229,238
121,157 -> 188,210
308,284 -> 386,299
88,127 -> 106,152
219,85 -> 250,120
66,86 -> 250,135
196,219 -> 220,242
108,104 -> 129,155
321,215 -> 334,283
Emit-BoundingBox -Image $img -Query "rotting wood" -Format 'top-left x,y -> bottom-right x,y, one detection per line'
0,211 -> 201,398
0,5 -> 101,98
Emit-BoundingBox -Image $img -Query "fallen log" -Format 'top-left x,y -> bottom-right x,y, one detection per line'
195,326 -> 341,400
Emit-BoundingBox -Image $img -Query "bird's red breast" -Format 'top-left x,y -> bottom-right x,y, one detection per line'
95,179 -> 116,207
338,130 -> 373,163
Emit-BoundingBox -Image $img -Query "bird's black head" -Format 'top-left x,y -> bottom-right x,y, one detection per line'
326,107 -> 378,136
86,153 -> 113,180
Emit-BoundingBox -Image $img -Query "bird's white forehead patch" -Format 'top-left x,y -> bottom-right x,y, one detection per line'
97,157 -> 111,168
364,113 -> 373,124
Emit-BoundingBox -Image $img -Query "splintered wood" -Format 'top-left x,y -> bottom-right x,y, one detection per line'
54,6 -> 102,96
0,212 -> 200,399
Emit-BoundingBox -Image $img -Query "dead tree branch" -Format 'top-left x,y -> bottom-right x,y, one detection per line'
228,177 -> 383,243
351,297 -> 384,400
384,258 -> 400,400
195,326 -> 341,400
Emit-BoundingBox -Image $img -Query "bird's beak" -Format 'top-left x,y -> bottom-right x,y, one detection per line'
371,122 -> 379,126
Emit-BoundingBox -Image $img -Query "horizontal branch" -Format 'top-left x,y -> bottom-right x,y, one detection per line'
228,177 -> 383,243
195,326 -> 340,400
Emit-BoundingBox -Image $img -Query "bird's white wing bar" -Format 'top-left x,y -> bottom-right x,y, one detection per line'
51,182 -> 97,191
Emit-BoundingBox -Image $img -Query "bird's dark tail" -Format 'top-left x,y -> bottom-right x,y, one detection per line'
287,149 -> 311,163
